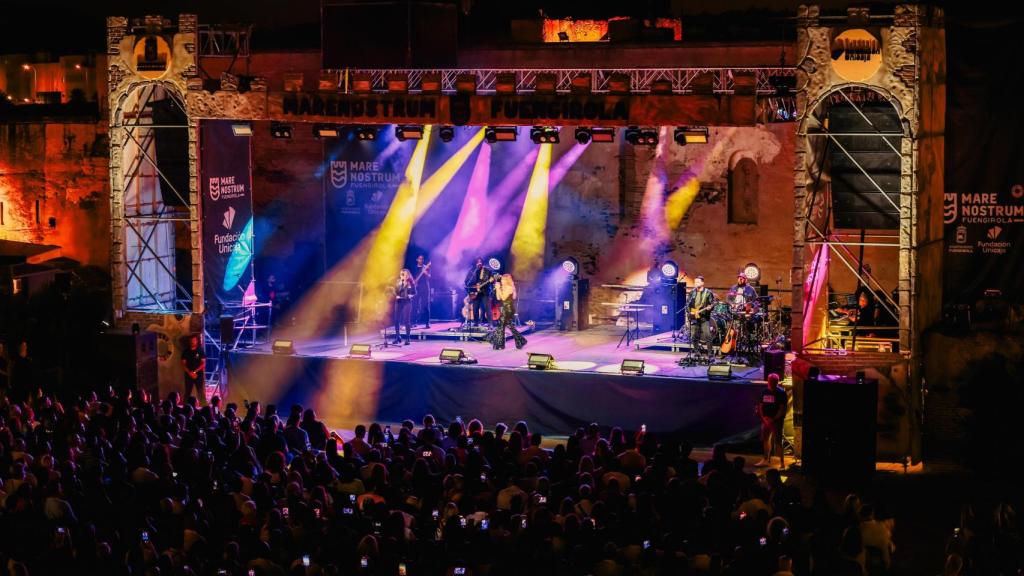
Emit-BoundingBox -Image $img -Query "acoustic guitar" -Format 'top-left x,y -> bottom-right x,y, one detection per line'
720,325 -> 737,354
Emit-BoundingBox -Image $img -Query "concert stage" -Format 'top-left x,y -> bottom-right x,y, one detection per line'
226,324 -> 767,445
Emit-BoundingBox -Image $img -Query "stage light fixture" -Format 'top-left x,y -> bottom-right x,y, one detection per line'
231,122 -> 253,137
349,344 -> 372,358
485,126 -> 518,143
488,257 -> 502,271
591,127 -> 616,143
624,126 -> 641,145
561,256 -> 580,277
530,126 -> 559,145
743,262 -> 761,283
675,126 -> 709,145
272,340 -> 295,355
620,359 -> 645,375
395,124 -> 424,141
439,125 -> 455,142
440,348 -> 477,365
640,129 -> 659,146
355,126 -> 378,141
312,124 -> 341,138
270,122 -> 293,139
660,260 -> 680,281
574,127 -> 591,144
527,353 -> 555,370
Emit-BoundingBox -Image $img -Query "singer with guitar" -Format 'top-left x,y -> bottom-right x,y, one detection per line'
392,269 -> 417,345
413,255 -> 432,328
464,258 -> 497,328
181,334 -> 207,403
685,276 -> 717,358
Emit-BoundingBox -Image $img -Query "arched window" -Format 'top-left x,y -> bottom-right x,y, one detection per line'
728,156 -> 759,224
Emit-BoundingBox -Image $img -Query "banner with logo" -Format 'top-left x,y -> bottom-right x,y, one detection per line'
324,136 -> 406,265
200,120 -> 254,306
944,22 -> 1024,306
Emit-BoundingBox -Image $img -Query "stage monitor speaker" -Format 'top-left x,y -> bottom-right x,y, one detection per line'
707,363 -> 733,380
349,344 -> 372,358
527,353 -> 555,370
763,349 -> 786,381
802,375 -> 878,488
272,340 -> 295,355
557,278 -> 589,331
98,330 -> 158,394
147,99 -> 190,206
219,315 -> 236,347
439,348 -> 476,365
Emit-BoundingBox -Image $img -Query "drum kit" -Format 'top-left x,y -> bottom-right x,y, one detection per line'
687,295 -> 782,362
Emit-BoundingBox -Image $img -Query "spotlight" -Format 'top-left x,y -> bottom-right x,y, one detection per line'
561,256 -> 580,277
395,124 -> 424,141
674,126 -> 709,145
488,257 -> 502,271
620,359 -> 645,376
270,122 -> 293,139
624,126 -> 641,145
574,127 -> 591,144
530,126 -> 559,144
660,260 -> 680,281
625,126 -> 657,146
349,344 -> 372,358
439,125 -> 455,142
527,353 -> 555,370
231,122 -> 253,137
312,123 -> 341,138
272,340 -> 295,355
743,262 -> 761,283
355,126 -> 378,141
485,126 -> 518,143
440,348 -> 477,365
590,127 -> 616,143
640,128 -> 659,146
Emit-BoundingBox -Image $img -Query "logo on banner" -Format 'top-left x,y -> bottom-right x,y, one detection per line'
1013,184 -> 1024,199
223,206 -> 236,230
345,190 -> 356,207
987,225 -> 1003,240
943,193 -> 958,224
209,178 -> 221,201
330,160 -> 348,189
956,225 -> 967,244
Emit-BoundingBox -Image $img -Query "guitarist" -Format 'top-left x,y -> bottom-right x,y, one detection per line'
413,254 -> 432,328
685,276 -> 717,357
464,258 -> 496,328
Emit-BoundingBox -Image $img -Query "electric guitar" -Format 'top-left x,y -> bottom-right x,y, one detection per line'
414,262 -> 431,285
466,273 -> 497,296
690,302 -> 714,320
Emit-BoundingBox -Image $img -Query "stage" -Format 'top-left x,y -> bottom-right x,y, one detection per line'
226,323 -> 768,445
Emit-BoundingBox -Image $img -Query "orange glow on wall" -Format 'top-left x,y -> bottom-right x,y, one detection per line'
542,17 -> 681,43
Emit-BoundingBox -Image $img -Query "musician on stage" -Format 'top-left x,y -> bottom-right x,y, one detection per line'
393,269 -> 416,345
413,254 -> 431,329
491,274 -> 527,350
464,258 -> 495,328
727,272 -> 759,314
685,276 -> 717,356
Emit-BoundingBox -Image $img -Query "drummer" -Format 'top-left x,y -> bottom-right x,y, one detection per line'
727,272 -> 760,316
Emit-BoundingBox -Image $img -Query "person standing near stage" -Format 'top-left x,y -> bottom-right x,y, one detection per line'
756,373 -> 788,468
393,269 -> 416,345
181,335 -> 206,404
464,258 -> 495,328
685,276 -> 716,356
413,254 -> 432,329
491,274 -> 527,350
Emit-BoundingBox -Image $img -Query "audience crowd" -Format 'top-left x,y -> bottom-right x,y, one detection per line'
0,382 -> 1015,575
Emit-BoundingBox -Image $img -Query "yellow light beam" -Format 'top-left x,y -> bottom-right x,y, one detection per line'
510,143 -> 552,283
413,127 -> 485,221
666,176 -> 700,230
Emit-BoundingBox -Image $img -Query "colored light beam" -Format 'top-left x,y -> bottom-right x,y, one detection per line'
639,128 -> 670,250
548,141 -> 590,190
666,171 -> 700,230
510,143 -> 552,283
444,141 -> 491,272
802,243 -> 830,350
359,126 -> 433,323
413,127 -> 484,220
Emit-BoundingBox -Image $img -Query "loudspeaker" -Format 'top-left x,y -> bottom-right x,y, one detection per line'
219,315 -> 236,347
99,330 -> 158,394
802,375 -> 878,487
651,283 -> 686,333
557,278 -> 589,331
763,349 -> 786,381
707,363 -> 733,380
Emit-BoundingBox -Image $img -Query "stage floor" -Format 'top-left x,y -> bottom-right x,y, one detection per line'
226,323 -> 767,444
